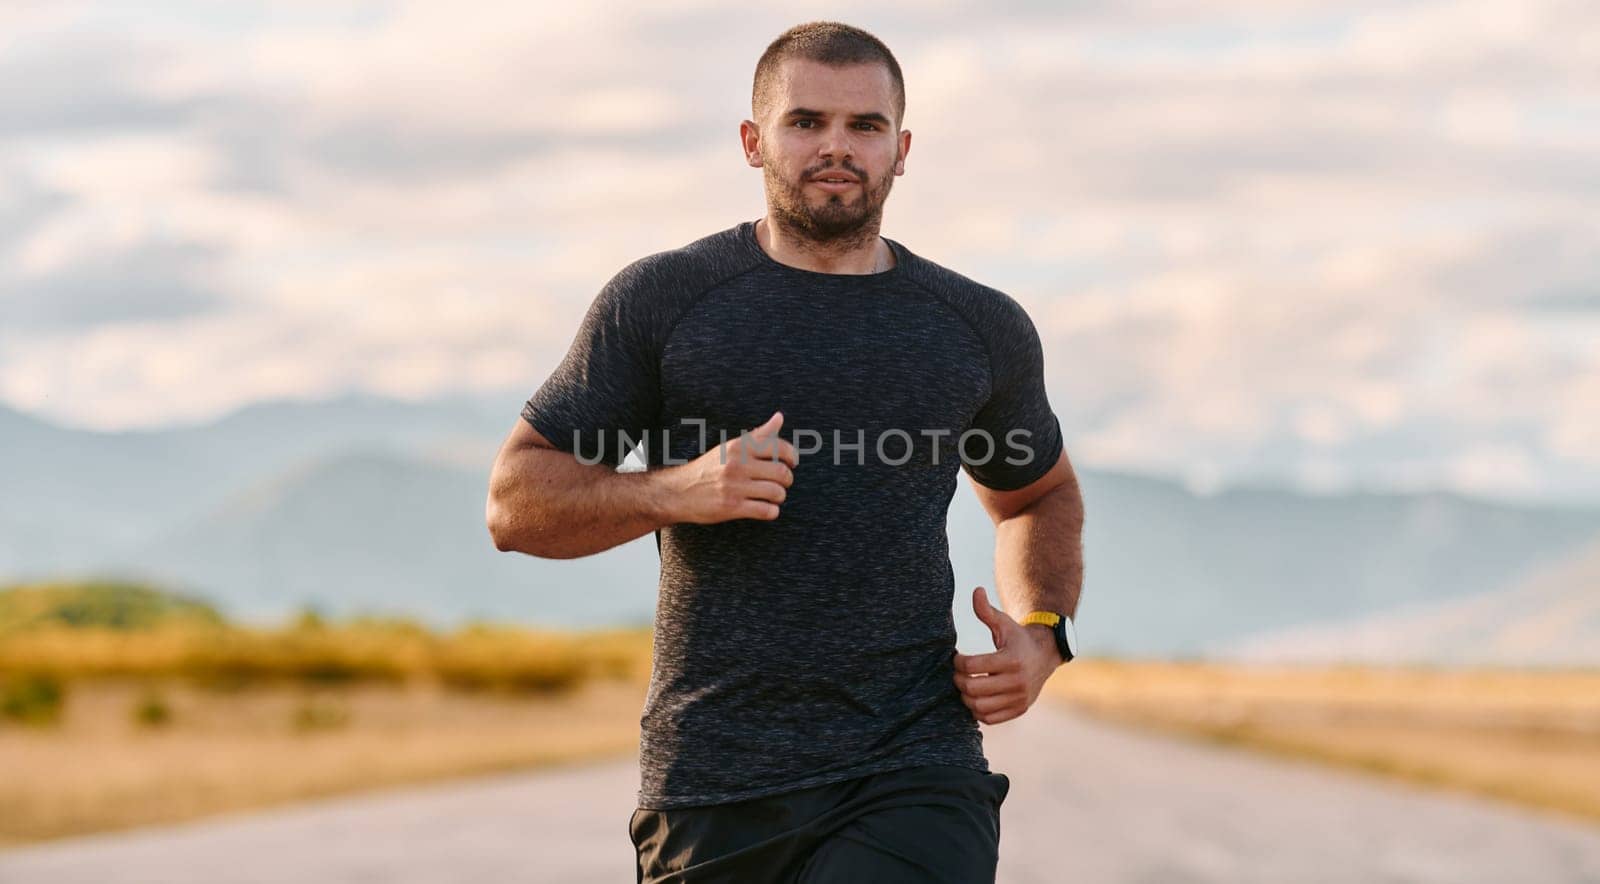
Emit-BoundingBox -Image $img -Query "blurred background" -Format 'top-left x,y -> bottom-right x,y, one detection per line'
1,2 -> 1596,881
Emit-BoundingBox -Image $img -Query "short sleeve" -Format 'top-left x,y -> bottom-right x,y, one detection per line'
521,266 -> 663,469
963,296 -> 1063,491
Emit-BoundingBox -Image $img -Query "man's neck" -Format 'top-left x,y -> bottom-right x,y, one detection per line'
755,216 -> 894,275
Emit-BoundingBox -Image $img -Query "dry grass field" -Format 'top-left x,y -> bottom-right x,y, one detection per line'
1045,659 -> 1600,826
0,582 -> 660,847
5,580 -> 1596,847
0,675 -> 651,847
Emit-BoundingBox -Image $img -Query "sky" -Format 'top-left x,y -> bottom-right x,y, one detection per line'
0,1 -> 1596,505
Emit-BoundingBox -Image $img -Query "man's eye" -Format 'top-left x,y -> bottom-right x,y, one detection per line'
792,119 -> 877,131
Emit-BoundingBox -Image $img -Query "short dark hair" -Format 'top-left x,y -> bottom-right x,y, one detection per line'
752,21 -> 905,129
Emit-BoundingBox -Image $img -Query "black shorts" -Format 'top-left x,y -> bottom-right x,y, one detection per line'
628,764 -> 1011,883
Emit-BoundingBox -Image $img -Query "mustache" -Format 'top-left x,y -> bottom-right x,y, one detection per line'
803,162 -> 868,181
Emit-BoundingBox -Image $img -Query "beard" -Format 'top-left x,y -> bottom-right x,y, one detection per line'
764,153 -> 897,250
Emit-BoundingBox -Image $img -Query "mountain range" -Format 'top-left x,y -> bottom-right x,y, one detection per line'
3,392 -> 1597,662
1214,535 -> 1600,667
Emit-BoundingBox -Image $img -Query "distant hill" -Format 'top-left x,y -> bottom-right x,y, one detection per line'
0,580 -> 224,632
1211,536 -> 1600,667
97,448 -> 661,629
4,392 -> 1600,659
89,447 -> 1600,658
0,392 -> 521,576
1012,471 -> 1600,657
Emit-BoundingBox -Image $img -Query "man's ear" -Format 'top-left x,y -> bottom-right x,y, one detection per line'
740,119 -> 763,167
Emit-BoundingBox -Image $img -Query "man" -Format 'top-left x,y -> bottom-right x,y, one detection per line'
487,20 -> 1084,884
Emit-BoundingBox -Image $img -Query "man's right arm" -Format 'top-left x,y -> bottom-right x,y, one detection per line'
486,410 -> 796,559
486,418 -> 673,558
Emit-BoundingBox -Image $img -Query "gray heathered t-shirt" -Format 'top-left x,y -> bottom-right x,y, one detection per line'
520,218 -> 1062,810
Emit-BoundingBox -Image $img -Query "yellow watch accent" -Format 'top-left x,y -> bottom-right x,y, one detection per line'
1020,611 -> 1062,627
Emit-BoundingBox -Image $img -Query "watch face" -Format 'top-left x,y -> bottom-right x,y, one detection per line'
1059,617 -> 1078,659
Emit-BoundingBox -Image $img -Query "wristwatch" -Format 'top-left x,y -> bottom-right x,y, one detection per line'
1019,610 -> 1077,664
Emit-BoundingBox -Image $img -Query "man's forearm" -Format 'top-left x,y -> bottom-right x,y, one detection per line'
488,446 -> 675,559
993,474 -> 1085,640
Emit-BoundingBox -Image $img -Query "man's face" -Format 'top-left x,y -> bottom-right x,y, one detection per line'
746,58 -> 910,244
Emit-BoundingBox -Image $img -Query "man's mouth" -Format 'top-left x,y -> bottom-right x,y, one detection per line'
810,174 -> 860,191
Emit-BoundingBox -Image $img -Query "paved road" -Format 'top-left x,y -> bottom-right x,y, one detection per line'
3,701 -> 1598,883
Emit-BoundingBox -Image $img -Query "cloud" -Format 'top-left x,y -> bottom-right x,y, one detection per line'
1426,222 -> 1600,311
0,0 -> 1596,504
0,239 -> 226,329
0,30 -> 213,135
0,170 -> 71,258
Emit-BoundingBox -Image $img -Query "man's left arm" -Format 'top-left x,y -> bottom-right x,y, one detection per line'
953,444 -> 1085,725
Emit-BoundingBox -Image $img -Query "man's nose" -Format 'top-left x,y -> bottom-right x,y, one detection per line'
818,123 -> 852,161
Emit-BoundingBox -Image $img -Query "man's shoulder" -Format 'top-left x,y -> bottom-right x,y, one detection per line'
604,222 -> 762,302
895,243 -> 1037,336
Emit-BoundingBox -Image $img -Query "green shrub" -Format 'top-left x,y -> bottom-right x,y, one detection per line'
1,672 -> 66,726
132,686 -> 173,727
291,697 -> 350,732
290,605 -> 327,632
0,580 -> 224,633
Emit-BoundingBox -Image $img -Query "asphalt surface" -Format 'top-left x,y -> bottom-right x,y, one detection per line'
2,701 -> 1598,883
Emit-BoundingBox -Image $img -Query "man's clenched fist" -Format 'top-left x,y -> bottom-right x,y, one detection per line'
663,410 -> 798,524
952,586 -> 1064,725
